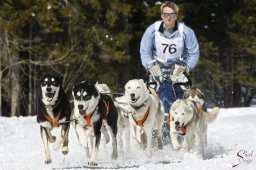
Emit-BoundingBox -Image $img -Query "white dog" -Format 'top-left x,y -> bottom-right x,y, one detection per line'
169,98 -> 219,157
124,79 -> 164,158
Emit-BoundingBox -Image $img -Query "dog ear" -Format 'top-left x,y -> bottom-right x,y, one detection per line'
54,75 -> 63,85
90,80 -> 97,85
138,79 -> 146,91
87,81 -> 99,98
125,80 -> 131,90
183,91 -> 189,99
196,88 -> 205,100
140,79 -> 149,98
72,84 -> 76,95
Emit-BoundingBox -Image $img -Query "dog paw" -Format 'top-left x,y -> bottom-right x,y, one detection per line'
146,150 -> 152,158
173,144 -> 182,150
45,158 -> 52,164
53,137 -> 64,151
62,146 -> 68,155
88,161 -> 98,166
111,151 -> 118,160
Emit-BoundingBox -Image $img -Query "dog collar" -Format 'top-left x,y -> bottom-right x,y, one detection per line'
46,101 -> 59,110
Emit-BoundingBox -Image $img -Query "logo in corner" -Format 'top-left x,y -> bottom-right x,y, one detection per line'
232,150 -> 253,168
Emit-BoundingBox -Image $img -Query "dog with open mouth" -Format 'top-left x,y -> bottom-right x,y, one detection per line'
72,81 -> 118,166
36,74 -> 71,164
124,79 -> 164,158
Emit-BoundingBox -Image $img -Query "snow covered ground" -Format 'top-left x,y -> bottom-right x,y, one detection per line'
0,107 -> 255,170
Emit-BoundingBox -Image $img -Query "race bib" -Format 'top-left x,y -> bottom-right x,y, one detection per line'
154,21 -> 184,64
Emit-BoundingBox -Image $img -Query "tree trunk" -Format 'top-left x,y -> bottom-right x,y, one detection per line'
0,58 -> 2,117
11,71 -> 19,117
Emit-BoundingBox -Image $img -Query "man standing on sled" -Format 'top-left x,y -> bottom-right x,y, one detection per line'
140,1 -> 199,143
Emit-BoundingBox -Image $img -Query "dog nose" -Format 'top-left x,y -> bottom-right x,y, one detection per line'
78,104 -> 83,110
46,87 -> 52,92
130,93 -> 135,98
175,121 -> 180,126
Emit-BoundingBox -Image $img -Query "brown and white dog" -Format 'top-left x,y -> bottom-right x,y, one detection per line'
124,79 -> 164,158
169,87 -> 219,157
37,74 -> 71,164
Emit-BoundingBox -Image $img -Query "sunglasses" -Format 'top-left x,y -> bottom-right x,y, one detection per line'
162,12 -> 176,18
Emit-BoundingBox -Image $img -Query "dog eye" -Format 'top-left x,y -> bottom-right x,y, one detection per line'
136,87 -> 140,89
127,87 -> 131,89
172,117 -> 174,121
74,96 -> 80,100
182,113 -> 185,115
175,112 -> 177,115
83,95 -> 91,100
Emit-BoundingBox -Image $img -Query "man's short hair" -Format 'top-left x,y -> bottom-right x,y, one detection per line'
160,1 -> 179,15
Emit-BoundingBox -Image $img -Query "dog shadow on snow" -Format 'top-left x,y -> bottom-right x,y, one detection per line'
204,144 -> 226,160
168,144 -> 226,161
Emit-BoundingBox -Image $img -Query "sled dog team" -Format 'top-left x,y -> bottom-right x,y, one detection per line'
37,74 -> 220,165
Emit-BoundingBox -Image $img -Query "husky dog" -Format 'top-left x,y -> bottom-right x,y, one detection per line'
125,79 -> 164,158
169,97 -> 219,157
37,74 -> 71,164
95,82 -> 131,152
183,87 -> 207,112
72,81 -> 118,166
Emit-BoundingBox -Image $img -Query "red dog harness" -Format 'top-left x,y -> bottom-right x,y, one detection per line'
83,100 -> 110,129
44,110 -> 62,127
132,106 -> 150,127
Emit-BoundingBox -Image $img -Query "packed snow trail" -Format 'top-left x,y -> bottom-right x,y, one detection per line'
0,107 -> 256,170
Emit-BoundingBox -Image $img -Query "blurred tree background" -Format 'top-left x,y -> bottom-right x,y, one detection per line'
0,0 -> 255,116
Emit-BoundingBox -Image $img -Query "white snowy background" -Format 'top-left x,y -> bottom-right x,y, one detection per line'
0,107 -> 255,170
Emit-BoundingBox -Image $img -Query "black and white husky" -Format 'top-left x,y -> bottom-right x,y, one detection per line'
36,74 -> 71,164
72,81 -> 118,166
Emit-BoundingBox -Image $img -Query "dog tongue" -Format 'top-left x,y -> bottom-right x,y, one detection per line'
79,110 -> 86,115
175,126 -> 180,131
46,93 -> 54,98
